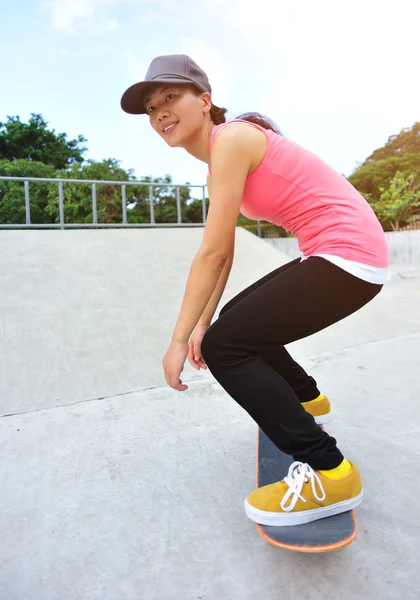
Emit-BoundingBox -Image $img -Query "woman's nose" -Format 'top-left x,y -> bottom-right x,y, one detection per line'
157,105 -> 170,120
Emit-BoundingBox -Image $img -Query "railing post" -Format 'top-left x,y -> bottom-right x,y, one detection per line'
176,186 -> 182,224
149,186 -> 155,224
92,184 -> 98,224
58,180 -> 64,230
24,180 -> 31,225
121,184 -> 127,224
0,176 -> 211,229
202,185 -> 207,224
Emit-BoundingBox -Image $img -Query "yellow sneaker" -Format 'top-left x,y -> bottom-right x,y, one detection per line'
302,394 -> 332,425
244,461 -> 363,526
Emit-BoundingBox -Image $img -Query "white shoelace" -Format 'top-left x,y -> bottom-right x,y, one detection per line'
280,462 -> 326,512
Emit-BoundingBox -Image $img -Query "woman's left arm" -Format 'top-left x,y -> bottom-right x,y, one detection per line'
171,252 -> 229,345
162,123 -> 254,390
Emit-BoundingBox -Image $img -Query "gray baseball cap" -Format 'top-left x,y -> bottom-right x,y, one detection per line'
120,54 -> 212,115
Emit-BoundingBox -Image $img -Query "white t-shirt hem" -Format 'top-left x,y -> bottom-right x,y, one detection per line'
300,253 -> 388,285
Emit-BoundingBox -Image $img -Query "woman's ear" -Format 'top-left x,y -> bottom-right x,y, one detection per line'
201,92 -> 212,113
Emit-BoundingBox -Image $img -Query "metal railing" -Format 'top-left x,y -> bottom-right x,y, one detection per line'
0,176 -> 209,230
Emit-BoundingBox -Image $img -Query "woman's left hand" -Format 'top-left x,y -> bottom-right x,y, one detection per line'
162,341 -> 189,391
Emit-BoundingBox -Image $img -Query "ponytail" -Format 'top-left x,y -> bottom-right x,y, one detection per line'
209,107 -> 282,135
210,103 -> 228,125
235,112 -> 283,135
188,85 -> 282,134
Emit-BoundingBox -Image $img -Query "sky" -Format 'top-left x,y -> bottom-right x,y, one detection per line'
1,0 -> 419,197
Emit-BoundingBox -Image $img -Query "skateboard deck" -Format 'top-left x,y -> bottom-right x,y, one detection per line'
256,427 -> 358,552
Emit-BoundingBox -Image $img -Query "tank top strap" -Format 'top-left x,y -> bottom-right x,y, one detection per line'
208,119 -> 267,175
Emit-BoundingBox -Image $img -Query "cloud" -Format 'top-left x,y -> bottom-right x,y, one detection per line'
97,18 -> 118,32
139,11 -> 159,24
42,0 -> 147,33
51,0 -> 417,179
43,0 -> 96,31
219,0 -> 420,116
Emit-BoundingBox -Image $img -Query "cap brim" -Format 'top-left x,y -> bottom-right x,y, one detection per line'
120,78 -> 198,115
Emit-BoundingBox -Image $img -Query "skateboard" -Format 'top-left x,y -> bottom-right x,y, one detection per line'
255,427 -> 358,553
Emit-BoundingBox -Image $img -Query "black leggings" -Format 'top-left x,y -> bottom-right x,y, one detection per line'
200,257 -> 383,470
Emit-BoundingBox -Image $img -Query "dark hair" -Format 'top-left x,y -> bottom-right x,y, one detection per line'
187,85 -> 282,134
210,105 -> 282,135
235,112 -> 283,136
210,103 -> 229,125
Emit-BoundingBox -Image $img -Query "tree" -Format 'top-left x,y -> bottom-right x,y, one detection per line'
348,122 -> 420,202
126,174 -> 199,225
0,110 -> 203,225
368,171 -> 420,231
0,113 -> 87,169
0,155 -> 200,225
0,159 -> 57,224
365,122 -> 420,162
46,158 -> 138,224
348,153 -> 420,201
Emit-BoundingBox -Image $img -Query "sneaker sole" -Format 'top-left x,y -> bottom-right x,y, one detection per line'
314,413 -> 332,425
244,489 -> 363,527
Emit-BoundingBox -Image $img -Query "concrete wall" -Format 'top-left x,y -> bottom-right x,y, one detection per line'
263,236 -> 300,258
385,230 -> 420,264
263,230 -> 420,264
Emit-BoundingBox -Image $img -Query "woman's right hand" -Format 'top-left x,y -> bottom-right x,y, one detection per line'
188,324 -> 209,370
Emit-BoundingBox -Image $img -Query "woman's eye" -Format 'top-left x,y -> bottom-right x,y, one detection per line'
147,94 -> 174,113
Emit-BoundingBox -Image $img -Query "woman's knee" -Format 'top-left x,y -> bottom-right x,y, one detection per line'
219,300 -> 232,317
201,321 -> 227,362
200,325 -> 216,361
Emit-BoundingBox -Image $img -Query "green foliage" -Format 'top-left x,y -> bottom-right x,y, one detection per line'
125,174 -> 197,225
368,171 -> 420,231
238,215 -> 290,238
0,108 -> 209,225
0,159 -> 57,224
45,158 -> 137,224
348,121 -> 420,201
349,122 -> 420,229
10,113 -> 420,233
0,114 -> 87,169
365,122 -> 420,162
0,153 -> 204,225
348,153 -> 420,201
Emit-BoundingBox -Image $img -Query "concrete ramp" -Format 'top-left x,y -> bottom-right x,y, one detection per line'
0,227 -> 290,413
1,228 -> 419,599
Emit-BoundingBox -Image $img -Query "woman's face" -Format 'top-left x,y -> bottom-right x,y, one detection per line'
144,85 -> 211,147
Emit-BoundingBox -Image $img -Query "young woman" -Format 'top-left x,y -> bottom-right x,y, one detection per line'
121,54 -> 389,526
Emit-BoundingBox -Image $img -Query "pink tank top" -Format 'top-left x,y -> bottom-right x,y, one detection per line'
209,119 -> 389,267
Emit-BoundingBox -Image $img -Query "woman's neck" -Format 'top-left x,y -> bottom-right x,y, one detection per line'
183,120 -> 217,166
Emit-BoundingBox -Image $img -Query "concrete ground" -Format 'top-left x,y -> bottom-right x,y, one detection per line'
1,228 -> 419,600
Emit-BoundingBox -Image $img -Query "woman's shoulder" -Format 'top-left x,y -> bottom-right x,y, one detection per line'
212,119 -> 269,147
209,120 -> 269,177
213,118 -> 266,134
